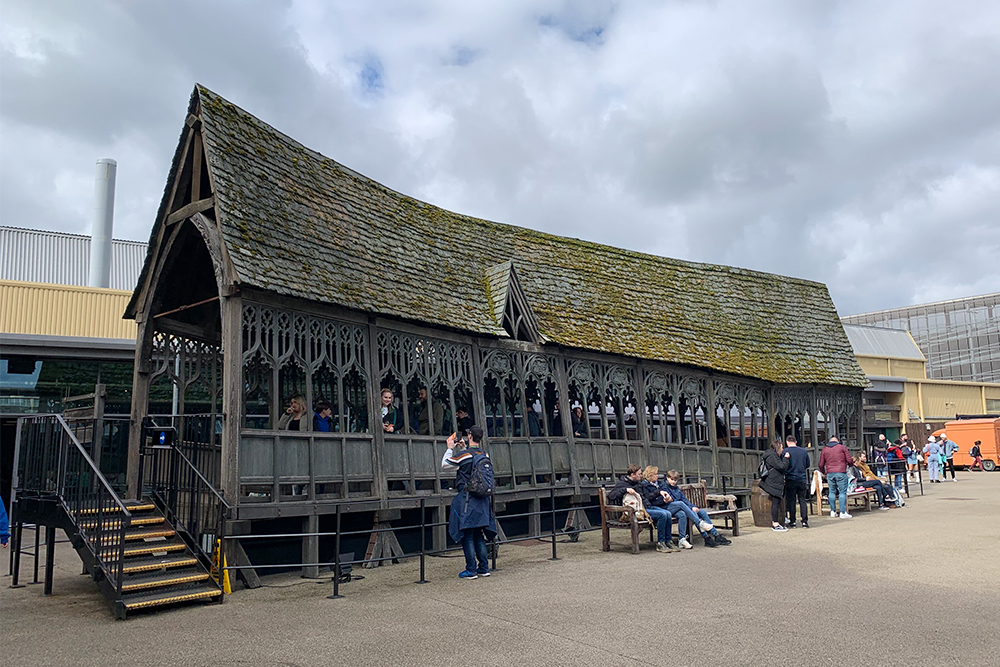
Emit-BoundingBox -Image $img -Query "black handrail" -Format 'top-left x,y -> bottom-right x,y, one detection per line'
14,415 -> 132,599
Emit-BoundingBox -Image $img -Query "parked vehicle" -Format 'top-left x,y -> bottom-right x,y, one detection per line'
933,418 -> 1000,472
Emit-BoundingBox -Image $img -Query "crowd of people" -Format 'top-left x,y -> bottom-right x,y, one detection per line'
756,429 -> 977,531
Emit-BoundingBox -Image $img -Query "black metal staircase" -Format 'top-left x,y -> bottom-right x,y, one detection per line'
10,415 -> 224,619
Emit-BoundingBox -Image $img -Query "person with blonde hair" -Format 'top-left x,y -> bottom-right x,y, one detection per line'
638,466 -> 680,553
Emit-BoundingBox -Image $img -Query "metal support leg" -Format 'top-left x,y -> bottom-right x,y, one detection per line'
10,522 -> 24,588
301,514 -> 319,579
43,526 -> 56,596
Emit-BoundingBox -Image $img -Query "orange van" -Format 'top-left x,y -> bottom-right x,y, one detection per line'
933,418 -> 1000,471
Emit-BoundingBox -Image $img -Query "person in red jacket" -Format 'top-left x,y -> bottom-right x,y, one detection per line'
818,437 -> 854,518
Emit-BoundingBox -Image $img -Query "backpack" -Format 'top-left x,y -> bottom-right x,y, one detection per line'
902,445 -> 912,457
465,452 -> 495,498
757,458 -> 769,479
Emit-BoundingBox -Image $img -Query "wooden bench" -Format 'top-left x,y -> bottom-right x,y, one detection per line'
598,480 -> 739,553
811,485 -> 878,514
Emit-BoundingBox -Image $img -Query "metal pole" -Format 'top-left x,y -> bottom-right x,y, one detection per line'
549,486 -> 559,561
490,495 -> 498,572
416,498 -> 428,584
32,526 -> 41,584
10,522 -> 24,588
328,504 -> 343,599
43,526 -> 56,596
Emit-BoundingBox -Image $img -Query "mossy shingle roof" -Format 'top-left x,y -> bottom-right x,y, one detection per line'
150,85 -> 867,387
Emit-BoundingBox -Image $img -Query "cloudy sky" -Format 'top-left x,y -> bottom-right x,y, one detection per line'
2,0 -> 998,316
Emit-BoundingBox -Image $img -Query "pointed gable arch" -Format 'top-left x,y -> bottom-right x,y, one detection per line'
486,261 -> 544,344
126,88 -> 235,323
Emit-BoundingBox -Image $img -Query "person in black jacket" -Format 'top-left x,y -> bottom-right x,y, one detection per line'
782,435 -> 811,528
607,464 -> 643,503
760,439 -> 791,531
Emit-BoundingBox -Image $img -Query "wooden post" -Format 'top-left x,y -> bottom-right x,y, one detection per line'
809,386 -> 819,450
220,293 -> 243,500
366,321 -> 389,507
302,514 -> 319,578
528,497 -> 541,537
127,316 -> 154,499
553,354 -> 579,492
706,377 -> 719,489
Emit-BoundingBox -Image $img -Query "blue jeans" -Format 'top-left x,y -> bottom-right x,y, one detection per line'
827,472 -> 850,513
645,506 -> 674,543
666,501 -> 696,538
461,528 -> 489,574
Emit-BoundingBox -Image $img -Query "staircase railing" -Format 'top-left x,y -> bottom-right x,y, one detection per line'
14,414 -> 132,600
141,439 -> 231,568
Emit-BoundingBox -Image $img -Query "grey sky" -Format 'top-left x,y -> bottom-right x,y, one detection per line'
1,0 -> 997,316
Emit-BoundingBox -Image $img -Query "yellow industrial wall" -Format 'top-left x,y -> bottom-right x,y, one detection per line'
887,358 -> 926,380
857,356 -> 891,376
0,280 -> 137,340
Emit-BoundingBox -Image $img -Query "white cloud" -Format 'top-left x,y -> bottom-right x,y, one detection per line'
1,0 -> 998,314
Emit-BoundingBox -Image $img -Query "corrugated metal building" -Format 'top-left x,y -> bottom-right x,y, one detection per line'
0,226 -> 147,291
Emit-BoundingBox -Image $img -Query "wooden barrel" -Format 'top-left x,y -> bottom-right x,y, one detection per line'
750,482 -> 785,527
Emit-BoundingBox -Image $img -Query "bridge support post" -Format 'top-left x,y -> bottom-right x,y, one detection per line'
301,515 -> 319,578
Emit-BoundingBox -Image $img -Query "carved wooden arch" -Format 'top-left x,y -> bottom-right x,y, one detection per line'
137,212 -> 235,329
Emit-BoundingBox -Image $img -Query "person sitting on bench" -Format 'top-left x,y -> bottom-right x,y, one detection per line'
850,451 -> 894,509
638,466 -> 682,553
662,470 -> 732,548
607,464 -> 644,504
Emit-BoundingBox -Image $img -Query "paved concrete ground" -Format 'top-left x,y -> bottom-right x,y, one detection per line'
4,470 -> 999,667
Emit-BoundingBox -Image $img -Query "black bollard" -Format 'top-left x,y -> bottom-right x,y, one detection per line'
416,498 -> 429,584
328,504 -> 344,599
549,486 -> 560,561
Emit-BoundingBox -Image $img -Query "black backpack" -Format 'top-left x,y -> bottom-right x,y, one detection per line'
466,452 -> 495,498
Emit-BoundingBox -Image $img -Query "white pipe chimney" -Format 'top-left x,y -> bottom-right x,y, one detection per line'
89,157 -> 117,288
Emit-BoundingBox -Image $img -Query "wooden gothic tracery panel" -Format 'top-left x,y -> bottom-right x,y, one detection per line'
376,329 -> 473,437
241,303 -> 370,432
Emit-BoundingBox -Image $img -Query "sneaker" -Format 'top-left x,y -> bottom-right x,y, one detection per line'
839,512 -> 853,519
698,520 -> 714,532
801,522 -> 810,529
656,541 -> 671,553
787,522 -> 797,529
477,570 -> 491,577
666,541 -> 680,552
459,570 -> 478,580
830,511 -> 837,517
703,534 -> 719,547
772,524 -> 788,532
714,534 -> 732,545
678,537 -> 693,549
878,505 -> 891,511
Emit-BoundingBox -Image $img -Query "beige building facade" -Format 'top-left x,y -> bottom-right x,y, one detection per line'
845,324 -> 1000,445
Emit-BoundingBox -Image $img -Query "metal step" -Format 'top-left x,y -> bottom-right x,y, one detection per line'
97,528 -> 176,544
121,554 -> 199,574
76,502 -> 156,516
101,538 -> 188,560
121,567 -> 211,593
121,582 -> 222,611
79,515 -> 165,530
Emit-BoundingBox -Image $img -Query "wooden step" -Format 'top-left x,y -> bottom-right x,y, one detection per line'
121,554 -> 199,574
121,582 -> 221,611
121,568 -> 211,593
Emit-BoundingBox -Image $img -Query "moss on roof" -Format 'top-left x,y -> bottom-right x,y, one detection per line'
150,85 -> 868,387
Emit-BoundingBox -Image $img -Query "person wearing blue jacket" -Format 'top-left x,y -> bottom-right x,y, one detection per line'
662,470 -> 732,548
442,426 -> 496,579
0,497 -> 9,548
